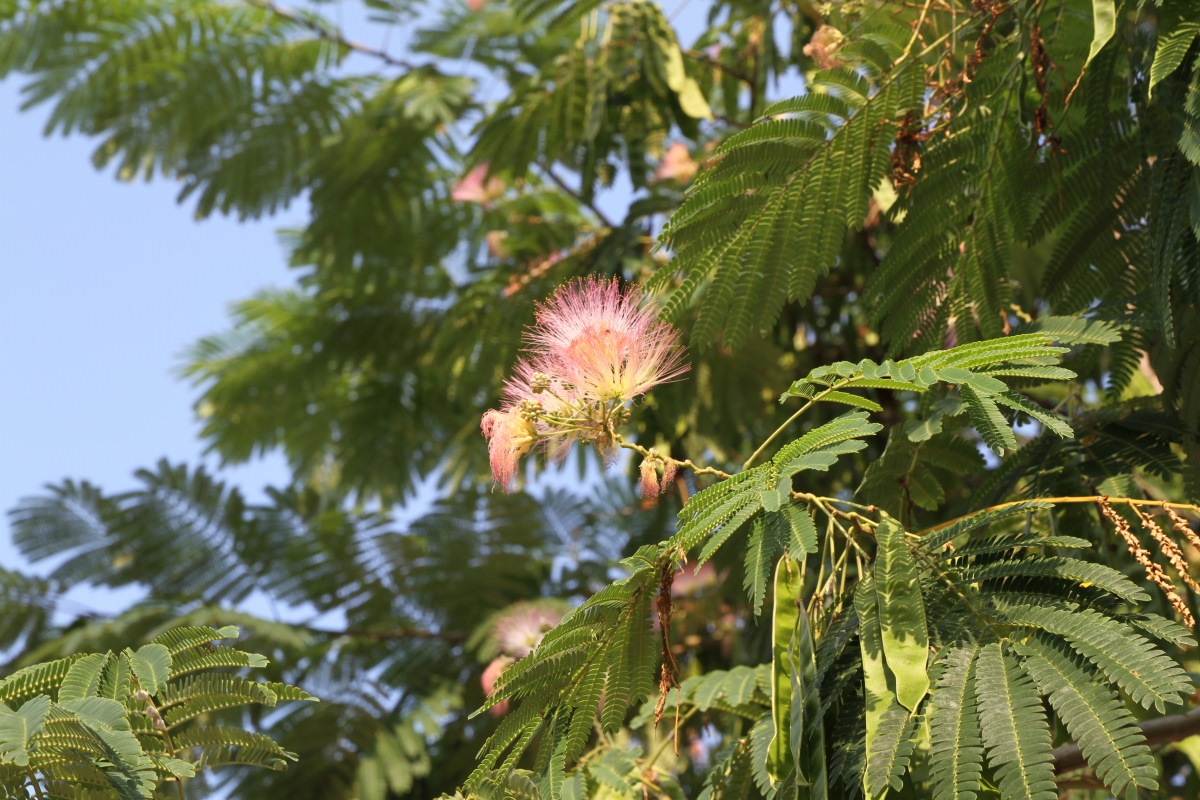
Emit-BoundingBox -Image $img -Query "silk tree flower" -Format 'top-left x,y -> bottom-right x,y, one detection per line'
481,279 -> 688,489
480,408 -> 538,489
482,359 -> 578,489
501,359 -> 587,462
529,278 -> 689,403
481,656 -> 513,717
803,25 -> 844,70
652,142 -> 699,184
640,457 -> 661,498
451,163 -> 505,206
492,601 -> 567,659
660,459 -> 678,494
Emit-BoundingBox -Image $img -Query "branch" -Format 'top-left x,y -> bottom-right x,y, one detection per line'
922,495 -> 1200,538
305,625 -> 466,643
682,49 -> 755,87
540,165 -> 616,229
1054,706 -> 1200,775
245,0 -> 419,70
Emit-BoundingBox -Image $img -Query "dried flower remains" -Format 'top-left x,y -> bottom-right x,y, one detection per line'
1100,497 -> 1195,628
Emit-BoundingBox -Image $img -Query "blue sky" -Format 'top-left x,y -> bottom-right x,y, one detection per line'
0,80 -> 295,601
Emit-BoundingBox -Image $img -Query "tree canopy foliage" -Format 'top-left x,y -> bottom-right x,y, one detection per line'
3,0 -> 1200,798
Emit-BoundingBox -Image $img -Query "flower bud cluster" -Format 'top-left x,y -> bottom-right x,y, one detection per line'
482,279 -> 688,490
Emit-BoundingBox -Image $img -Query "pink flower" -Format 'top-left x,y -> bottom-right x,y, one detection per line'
528,279 -> 689,403
803,25 -> 844,70
492,601 -> 567,658
652,142 -> 699,184
502,360 -> 584,461
480,280 -> 689,492
481,656 -> 513,716
660,460 -> 678,494
467,0 -> 485,10
640,458 -> 661,498
451,163 -> 505,206
481,360 -> 589,490
481,408 -> 538,489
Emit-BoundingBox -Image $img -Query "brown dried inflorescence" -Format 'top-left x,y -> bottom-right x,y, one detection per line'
943,0 -> 1008,95
890,111 -> 927,188
1099,497 -> 1194,628
1138,508 -> 1200,595
1164,503 -> 1200,554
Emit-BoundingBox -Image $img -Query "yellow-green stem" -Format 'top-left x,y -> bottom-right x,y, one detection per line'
923,495 -> 1200,538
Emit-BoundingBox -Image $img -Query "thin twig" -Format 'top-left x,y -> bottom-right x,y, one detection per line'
645,706 -> 698,766
683,49 -> 756,86
742,398 -> 817,469
304,625 -> 467,643
245,0 -> 419,70
540,165 -> 617,229
922,496 -> 1200,538
614,436 -> 733,479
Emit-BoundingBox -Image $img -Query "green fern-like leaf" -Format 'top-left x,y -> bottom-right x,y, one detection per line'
670,467 -> 767,553
919,502 -> 1053,551
654,53 -> 924,347
955,557 -> 1148,605
1012,635 -> 1155,800
974,644 -> 1056,800
927,644 -> 983,800
158,675 -> 281,728
743,518 -> 776,616
468,547 -> 659,789
998,605 -> 1192,712
0,657 -> 82,707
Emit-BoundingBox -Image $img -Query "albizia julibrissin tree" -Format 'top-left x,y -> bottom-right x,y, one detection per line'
3,1 -> 1200,799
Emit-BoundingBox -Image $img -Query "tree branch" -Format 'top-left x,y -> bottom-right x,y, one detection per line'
540,165 -> 616,229
683,48 -> 755,87
923,495 -> 1200,538
305,625 -> 466,644
1054,706 -> 1200,776
245,0 -> 419,70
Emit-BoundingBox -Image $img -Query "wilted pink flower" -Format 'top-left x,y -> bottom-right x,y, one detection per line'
481,408 -> 538,488
652,142 -> 699,184
451,163 -> 505,206
803,25 -> 844,70
481,656 -> 513,716
660,460 -> 678,494
492,601 -> 566,658
640,458 -> 661,498
529,279 -> 689,403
